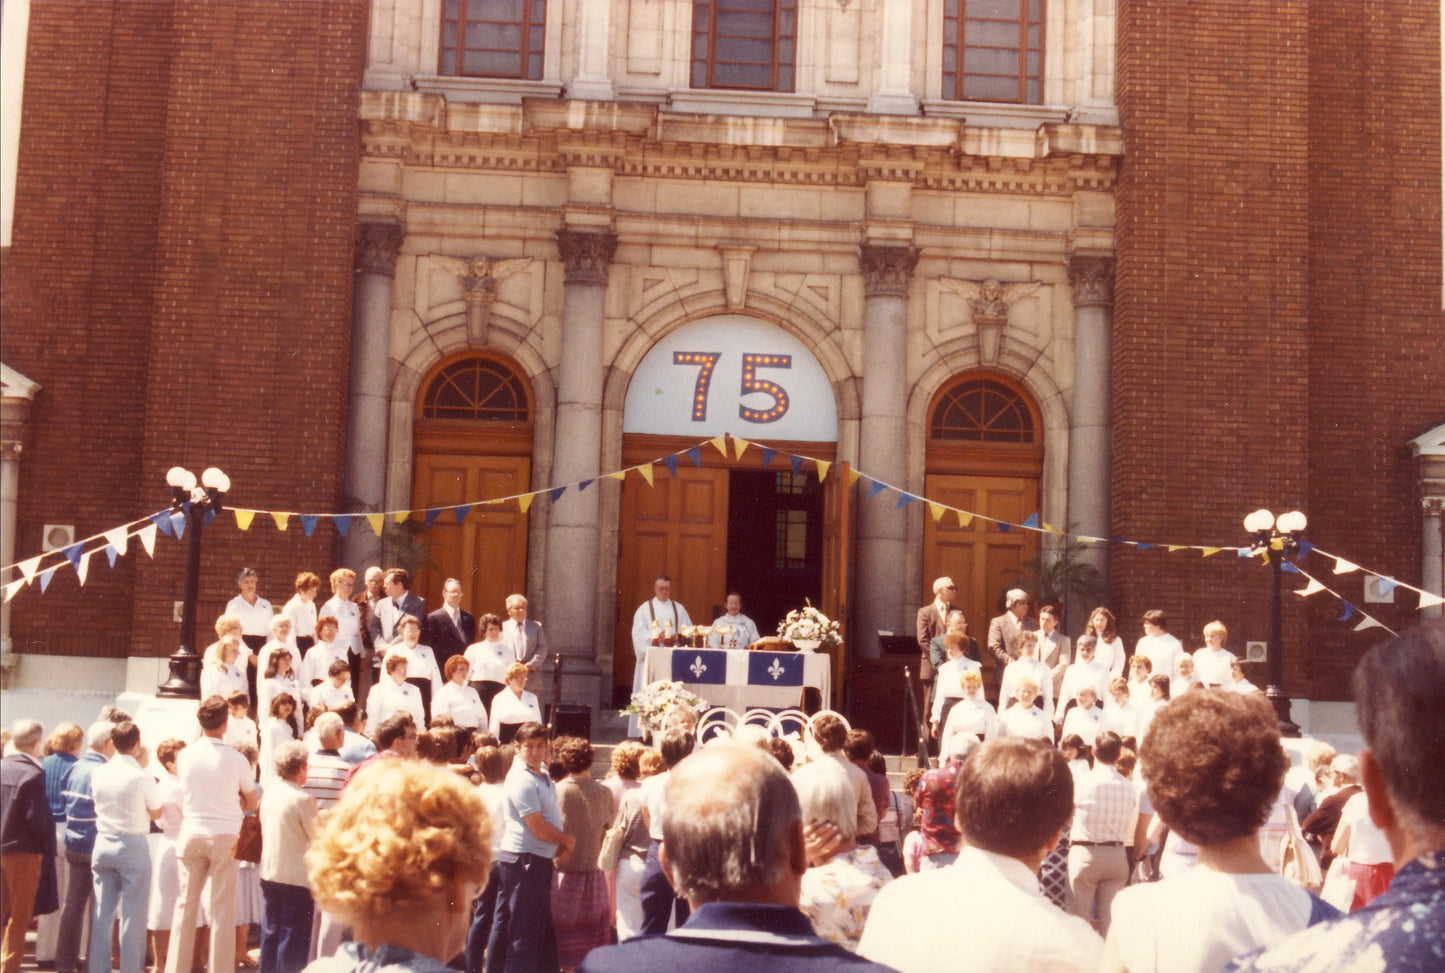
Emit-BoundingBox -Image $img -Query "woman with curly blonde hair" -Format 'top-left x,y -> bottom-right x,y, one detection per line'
305,760 -> 492,972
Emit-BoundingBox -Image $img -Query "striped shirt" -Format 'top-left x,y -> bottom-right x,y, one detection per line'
1070,763 -> 1137,843
301,750 -> 352,810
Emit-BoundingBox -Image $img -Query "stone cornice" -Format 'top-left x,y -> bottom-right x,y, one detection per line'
359,92 -> 1122,197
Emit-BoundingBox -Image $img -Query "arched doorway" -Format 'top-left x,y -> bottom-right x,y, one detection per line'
922,372 -> 1043,687
411,353 -> 533,616
613,314 -> 844,703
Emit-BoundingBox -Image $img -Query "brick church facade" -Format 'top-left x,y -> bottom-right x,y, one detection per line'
2,1 -> 1440,721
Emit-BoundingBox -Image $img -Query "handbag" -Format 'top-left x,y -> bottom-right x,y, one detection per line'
232,814 -> 262,864
598,794 -> 638,872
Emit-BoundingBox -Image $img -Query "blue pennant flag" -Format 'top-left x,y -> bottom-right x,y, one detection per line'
39,566 -> 58,593
672,649 -> 728,685
579,479 -> 594,492
790,454 -> 803,475
1281,561 -> 1301,574
62,543 -> 84,570
1021,513 -> 1040,530
454,505 -> 471,525
334,515 -> 350,537
1294,540 -> 1313,560
171,511 -> 186,540
104,544 -> 119,568
1136,542 -> 1155,551
867,480 -> 888,500
425,508 -> 444,527
1339,600 -> 1356,622
664,455 -> 679,478
550,486 -> 567,503
203,508 -> 216,528
1238,547 -> 1254,557
151,511 -> 173,537
300,515 -> 319,537
998,521 -> 1012,532
760,447 -> 776,467
1376,576 -> 1400,596
1111,537 -> 1126,544
895,492 -> 917,509
181,500 -> 192,516
748,652 -> 803,687
686,446 -> 702,467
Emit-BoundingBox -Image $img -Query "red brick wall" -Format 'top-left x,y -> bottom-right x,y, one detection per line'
1116,1 -> 1443,700
3,1 -> 368,659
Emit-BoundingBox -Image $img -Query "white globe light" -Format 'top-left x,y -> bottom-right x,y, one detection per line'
1243,509 -> 1274,533
201,467 -> 231,493
1276,510 -> 1307,534
165,467 -> 197,491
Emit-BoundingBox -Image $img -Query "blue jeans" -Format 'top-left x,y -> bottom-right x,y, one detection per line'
89,834 -> 150,973
638,840 -> 688,936
485,854 -> 556,973
259,880 -> 313,973
464,863 -> 501,973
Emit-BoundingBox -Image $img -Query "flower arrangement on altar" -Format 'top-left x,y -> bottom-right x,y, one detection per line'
777,603 -> 841,651
621,680 -> 711,733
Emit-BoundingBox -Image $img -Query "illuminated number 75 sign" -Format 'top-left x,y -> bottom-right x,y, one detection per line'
673,352 -> 792,424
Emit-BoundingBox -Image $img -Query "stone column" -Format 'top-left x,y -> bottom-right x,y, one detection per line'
0,366 -> 37,669
855,245 -> 919,659
867,0 -> 919,115
568,0 -> 616,100
342,220 -> 404,571
1424,497 -> 1444,620
545,230 -> 617,702
1066,254 -> 1115,600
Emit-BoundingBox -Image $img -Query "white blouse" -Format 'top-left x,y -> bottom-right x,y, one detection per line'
432,681 -> 487,730
1093,636 -> 1128,678
258,674 -> 304,733
998,703 -> 1053,741
367,677 -> 425,729
257,640 -> 302,683
383,642 -> 443,698
488,688 -> 541,736
1193,647 -> 1237,688
200,661 -> 248,703
259,716 -> 297,783
319,595 -> 362,657
226,594 -> 275,639
282,594 -> 318,641
1063,705 -> 1106,746
464,639 -> 511,685
308,680 -> 354,710
300,640 -> 348,688
940,695 -> 997,747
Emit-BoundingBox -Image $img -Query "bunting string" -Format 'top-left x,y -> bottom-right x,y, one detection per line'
4,435 -> 1439,632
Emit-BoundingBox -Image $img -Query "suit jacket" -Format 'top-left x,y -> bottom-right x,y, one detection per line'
1,752 -> 59,916
1301,783 -> 1363,868
501,617 -> 549,670
424,607 -> 476,668
915,603 -> 950,681
1039,631 -> 1072,696
577,902 -> 895,973
370,592 -> 427,648
987,610 -> 1037,680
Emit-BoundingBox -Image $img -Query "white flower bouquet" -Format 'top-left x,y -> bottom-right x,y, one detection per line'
777,603 -> 842,650
621,679 -> 711,733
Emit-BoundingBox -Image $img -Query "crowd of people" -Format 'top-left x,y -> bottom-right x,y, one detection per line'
1,563 -> 1441,973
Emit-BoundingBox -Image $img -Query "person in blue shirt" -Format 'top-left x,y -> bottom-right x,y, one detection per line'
55,722 -> 115,973
484,722 -> 575,973
34,723 -> 83,968
331,702 -> 377,766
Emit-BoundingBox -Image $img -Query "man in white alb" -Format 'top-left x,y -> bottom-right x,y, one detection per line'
708,592 -> 759,649
628,576 -> 692,738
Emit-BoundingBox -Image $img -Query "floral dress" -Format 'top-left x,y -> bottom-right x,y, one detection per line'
798,844 -> 894,952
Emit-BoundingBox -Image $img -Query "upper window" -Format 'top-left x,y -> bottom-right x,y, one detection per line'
422,357 -> 531,422
930,377 -> 1037,444
691,0 -> 798,92
440,0 -> 545,79
943,0 -> 1044,104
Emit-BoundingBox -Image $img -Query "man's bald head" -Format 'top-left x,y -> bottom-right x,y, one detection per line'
661,744 -> 805,905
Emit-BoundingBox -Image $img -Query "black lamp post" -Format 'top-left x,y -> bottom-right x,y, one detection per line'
156,466 -> 230,699
1243,507 -> 1306,737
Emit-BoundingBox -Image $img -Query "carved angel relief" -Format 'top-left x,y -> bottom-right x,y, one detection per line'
940,277 -> 1042,364
430,254 -> 534,344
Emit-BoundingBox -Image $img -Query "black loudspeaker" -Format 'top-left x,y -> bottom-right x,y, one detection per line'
548,702 -> 592,740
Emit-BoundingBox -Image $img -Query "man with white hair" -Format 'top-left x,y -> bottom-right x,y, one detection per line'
300,715 -> 349,962
55,721 -> 116,973
2,719 -> 57,973
88,720 -> 163,973
916,577 -> 956,684
1300,754 -> 1363,871
987,588 -> 1035,689
579,745 -> 894,972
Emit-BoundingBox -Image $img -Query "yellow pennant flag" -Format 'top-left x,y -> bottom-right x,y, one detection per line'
1201,547 -> 1224,558
638,464 -> 655,486
367,514 -> 385,536
957,511 -> 974,527
393,510 -> 411,524
816,459 -> 831,481
1166,545 -> 1186,552
847,467 -> 861,486
607,470 -> 627,481
518,493 -> 534,514
271,512 -> 290,531
234,509 -> 256,531
734,437 -> 751,460
1044,523 -> 1058,533
927,502 -> 946,522
1269,537 -> 1285,551
709,436 -> 728,456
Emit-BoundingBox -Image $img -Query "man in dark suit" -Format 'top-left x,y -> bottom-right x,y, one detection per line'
2,719 -> 59,973
914,576 -> 955,684
987,587 -> 1035,689
424,577 -> 476,670
370,568 -> 427,654
578,745 -> 893,973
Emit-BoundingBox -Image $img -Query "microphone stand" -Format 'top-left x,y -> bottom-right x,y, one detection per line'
547,652 -> 563,735
902,666 -> 931,770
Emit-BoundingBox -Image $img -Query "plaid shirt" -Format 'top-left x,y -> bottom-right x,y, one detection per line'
1070,763 -> 1137,843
